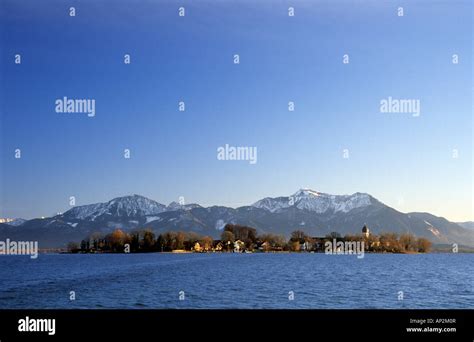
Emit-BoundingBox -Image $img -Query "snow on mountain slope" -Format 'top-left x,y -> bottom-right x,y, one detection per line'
250,197 -> 291,213
63,195 -> 167,221
252,189 -> 373,214
166,202 -> 202,211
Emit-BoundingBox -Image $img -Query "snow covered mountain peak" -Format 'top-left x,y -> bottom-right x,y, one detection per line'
106,195 -> 166,215
167,201 -> 202,211
293,189 -> 322,197
63,195 -> 167,221
252,189 -> 373,214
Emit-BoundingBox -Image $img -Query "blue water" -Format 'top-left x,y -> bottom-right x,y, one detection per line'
0,253 -> 472,309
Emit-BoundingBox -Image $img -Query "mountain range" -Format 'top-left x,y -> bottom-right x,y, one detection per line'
1,189 -> 473,248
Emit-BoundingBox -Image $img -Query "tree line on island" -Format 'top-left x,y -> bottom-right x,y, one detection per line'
67,223 -> 432,254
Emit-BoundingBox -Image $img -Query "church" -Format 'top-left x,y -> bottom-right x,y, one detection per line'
362,224 -> 370,238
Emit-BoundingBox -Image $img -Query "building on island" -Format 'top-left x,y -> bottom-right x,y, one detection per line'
234,240 -> 245,253
213,240 -> 223,252
193,242 -> 202,252
362,224 -> 370,238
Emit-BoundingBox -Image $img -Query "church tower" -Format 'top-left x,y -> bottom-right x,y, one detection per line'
362,224 -> 370,238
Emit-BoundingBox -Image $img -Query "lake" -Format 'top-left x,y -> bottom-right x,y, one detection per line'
0,253 -> 472,309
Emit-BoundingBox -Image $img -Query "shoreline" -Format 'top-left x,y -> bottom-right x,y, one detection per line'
35,250 -> 474,255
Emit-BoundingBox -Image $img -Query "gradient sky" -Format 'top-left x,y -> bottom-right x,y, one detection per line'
0,0 -> 472,221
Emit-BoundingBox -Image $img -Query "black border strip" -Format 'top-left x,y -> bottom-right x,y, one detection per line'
0,309 -> 472,341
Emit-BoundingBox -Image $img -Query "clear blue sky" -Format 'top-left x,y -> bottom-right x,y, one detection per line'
0,0 -> 472,221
